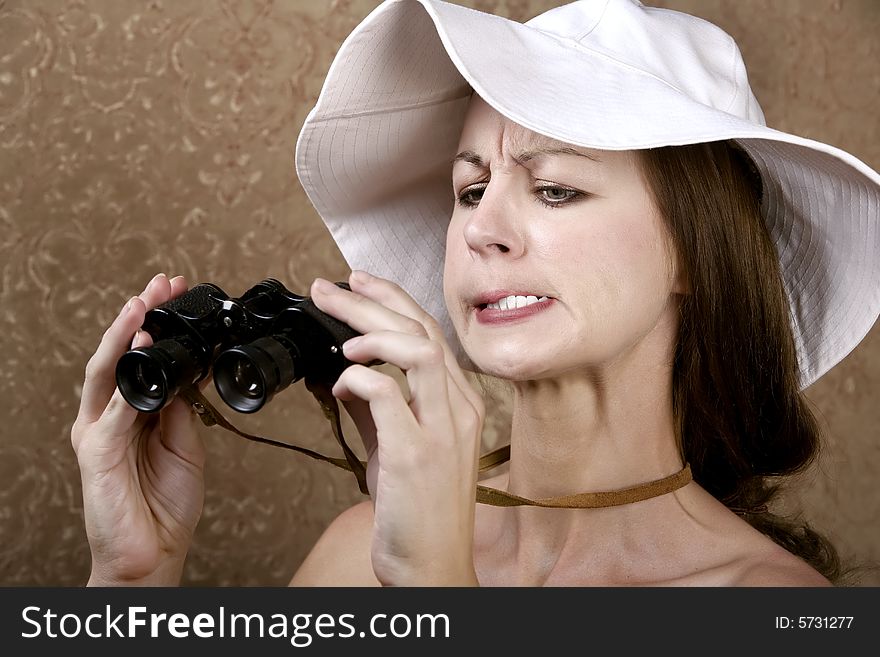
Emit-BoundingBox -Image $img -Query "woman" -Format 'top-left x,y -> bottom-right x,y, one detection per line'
72,0 -> 880,586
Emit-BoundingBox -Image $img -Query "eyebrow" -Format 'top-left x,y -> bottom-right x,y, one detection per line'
451,146 -> 601,167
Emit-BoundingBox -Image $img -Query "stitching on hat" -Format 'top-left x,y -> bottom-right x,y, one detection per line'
723,33 -> 742,115
531,29 -> 691,101
741,141 -> 811,380
755,139 -> 879,388
812,153 -> 875,362
790,147 -> 854,361
636,5 -> 746,116
572,0 -> 611,42
310,88 -> 469,123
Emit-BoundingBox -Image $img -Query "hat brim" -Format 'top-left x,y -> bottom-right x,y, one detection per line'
296,0 -> 880,390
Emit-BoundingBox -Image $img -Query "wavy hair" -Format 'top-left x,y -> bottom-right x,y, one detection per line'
637,141 -> 858,584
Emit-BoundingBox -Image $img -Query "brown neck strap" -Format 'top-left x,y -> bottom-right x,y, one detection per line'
179,385 -> 692,509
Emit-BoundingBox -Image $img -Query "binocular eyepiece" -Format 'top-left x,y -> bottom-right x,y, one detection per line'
115,279 -> 362,414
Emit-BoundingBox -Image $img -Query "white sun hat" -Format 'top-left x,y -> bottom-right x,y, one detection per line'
295,0 -> 880,390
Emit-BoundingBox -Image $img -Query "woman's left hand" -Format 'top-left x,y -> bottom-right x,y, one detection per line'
309,270 -> 484,586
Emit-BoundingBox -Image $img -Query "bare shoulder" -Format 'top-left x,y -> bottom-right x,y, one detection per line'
289,500 -> 380,587
731,549 -> 833,587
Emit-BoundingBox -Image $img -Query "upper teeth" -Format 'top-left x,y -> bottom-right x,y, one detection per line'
485,295 -> 549,310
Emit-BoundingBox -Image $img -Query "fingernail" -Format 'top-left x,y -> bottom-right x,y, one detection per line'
144,272 -> 165,292
313,277 -> 337,294
342,336 -> 362,354
351,270 -> 371,284
169,275 -> 184,285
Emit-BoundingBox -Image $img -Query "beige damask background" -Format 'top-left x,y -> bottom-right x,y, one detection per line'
0,0 -> 878,586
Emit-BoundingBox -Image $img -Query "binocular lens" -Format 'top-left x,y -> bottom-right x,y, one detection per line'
116,350 -> 171,412
233,359 -> 264,400
213,336 -> 298,414
136,361 -> 165,400
116,339 -> 202,413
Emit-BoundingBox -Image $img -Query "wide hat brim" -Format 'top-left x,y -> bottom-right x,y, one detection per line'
296,0 -> 880,390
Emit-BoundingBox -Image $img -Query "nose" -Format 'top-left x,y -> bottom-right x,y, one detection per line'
462,178 -> 525,258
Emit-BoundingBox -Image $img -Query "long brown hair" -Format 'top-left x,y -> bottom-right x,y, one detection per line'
638,141 -> 852,584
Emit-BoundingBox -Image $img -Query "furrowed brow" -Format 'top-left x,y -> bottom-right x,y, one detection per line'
451,150 -> 485,167
451,146 -> 601,168
517,146 -> 601,163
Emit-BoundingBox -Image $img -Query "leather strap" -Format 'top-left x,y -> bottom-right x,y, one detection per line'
303,379 -> 370,495
475,465 -> 692,508
179,386 -> 692,508
178,386 -> 356,474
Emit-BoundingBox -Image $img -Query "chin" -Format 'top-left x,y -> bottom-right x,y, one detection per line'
465,347 -> 554,382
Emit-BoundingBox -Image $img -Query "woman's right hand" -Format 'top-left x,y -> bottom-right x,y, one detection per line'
71,273 -> 207,586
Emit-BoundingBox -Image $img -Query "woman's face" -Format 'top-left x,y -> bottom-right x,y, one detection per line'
443,97 -> 686,381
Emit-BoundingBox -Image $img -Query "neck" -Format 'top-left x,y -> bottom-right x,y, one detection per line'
485,314 -> 695,571
506,365 -> 683,501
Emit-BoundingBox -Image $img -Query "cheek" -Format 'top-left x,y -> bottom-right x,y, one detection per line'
603,222 -> 668,285
442,220 -> 467,323
532,214 -> 660,284
595,207 -> 672,282
559,215 -> 674,330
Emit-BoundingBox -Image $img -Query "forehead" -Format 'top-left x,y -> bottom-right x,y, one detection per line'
457,95 -> 598,157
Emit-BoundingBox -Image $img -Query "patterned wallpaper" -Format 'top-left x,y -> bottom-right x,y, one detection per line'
0,0 -> 878,586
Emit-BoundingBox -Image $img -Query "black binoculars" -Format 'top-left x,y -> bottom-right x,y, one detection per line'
115,278 -> 362,414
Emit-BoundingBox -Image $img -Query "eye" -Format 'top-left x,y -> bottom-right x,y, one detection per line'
457,182 -> 487,208
537,186 -> 580,206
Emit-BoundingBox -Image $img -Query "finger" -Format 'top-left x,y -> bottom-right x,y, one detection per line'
345,271 -> 482,410
340,396 -> 378,456
157,397 -> 206,471
197,372 -> 213,392
131,274 -> 186,348
340,396 -> 379,497
314,275 -> 484,437
168,275 -> 188,300
343,333 -> 481,448
78,296 -> 147,424
341,331 -> 455,430
95,384 -> 201,464
131,328 -> 153,350
138,272 -> 172,311
331,365 -> 420,463
310,277 -> 429,340
335,365 -> 480,486
311,273 -> 460,398
95,385 -> 141,441
348,270 -> 432,327
78,274 -> 190,433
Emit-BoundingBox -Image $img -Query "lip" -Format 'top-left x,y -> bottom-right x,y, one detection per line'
472,289 -> 553,306
473,297 -> 556,325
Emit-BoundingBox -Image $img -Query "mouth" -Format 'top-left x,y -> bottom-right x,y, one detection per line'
471,291 -> 556,325
476,294 -> 552,311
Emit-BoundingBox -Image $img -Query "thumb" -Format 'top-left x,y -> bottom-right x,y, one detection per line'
364,438 -> 380,498
158,397 -> 207,470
